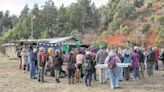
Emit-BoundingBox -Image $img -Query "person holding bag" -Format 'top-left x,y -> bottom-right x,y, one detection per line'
105,51 -> 121,89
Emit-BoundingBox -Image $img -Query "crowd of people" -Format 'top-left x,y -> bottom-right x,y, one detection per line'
17,45 -> 164,89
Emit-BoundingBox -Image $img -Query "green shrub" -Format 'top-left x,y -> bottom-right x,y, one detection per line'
121,26 -> 131,35
142,23 -> 151,33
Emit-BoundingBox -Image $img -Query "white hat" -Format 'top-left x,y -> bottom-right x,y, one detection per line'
39,47 -> 45,52
108,51 -> 115,57
33,48 -> 37,53
86,51 -> 91,55
134,46 -> 138,50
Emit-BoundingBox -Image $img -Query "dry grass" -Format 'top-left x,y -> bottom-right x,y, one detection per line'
0,56 -> 164,92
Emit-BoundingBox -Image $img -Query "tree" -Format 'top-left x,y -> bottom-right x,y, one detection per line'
78,0 -> 94,32
56,4 -> 68,36
41,0 -> 58,37
20,4 -> 29,18
67,3 -> 81,33
134,0 -> 144,8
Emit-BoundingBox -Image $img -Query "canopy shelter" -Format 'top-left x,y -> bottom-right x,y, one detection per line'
2,36 -> 89,59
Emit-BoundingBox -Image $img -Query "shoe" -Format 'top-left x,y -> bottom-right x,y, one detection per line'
56,79 -> 60,83
32,77 -> 37,79
38,79 -> 41,82
115,87 -> 122,89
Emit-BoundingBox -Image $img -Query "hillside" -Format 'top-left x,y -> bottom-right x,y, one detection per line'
0,0 -> 164,47
99,0 -> 164,47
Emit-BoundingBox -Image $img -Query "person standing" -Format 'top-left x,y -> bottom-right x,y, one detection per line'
21,48 -> 28,73
28,46 -> 36,79
37,47 -> 46,82
123,48 -> 131,80
155,47 -> 159,70
95,45 -> 108,84
161,49 -> 164,70
82,51 -> 94,87
76,51 -> 85,78
90,49 -> 97,81
105,51 -> 121,89
147,48 -> 156,77
33,48 -> 38,74
131,49 -> 140,80
138,48 -> 145,78
53,50 -> 63,83
17,48 -> 22,69
67,51 -> 76,84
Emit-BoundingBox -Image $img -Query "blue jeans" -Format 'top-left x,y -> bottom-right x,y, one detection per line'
85,74 -> 92,86
38,66 -> 45,82
92,68 -> 97,80
133,67 -> 139,79
118,67 -> 123,80
107,66 -> 120,89
29,60 -> 36,79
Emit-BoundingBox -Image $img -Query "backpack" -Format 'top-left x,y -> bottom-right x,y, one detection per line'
148,51 -> 155,62
17,51 -> 21,57
53,56 -> 60,67
108,56 -> 116,69
67,55 -> 76,70
83,58 -> 92,71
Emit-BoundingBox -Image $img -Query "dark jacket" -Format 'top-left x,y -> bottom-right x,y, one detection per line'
82,55 -> 94,75
53,54 -> 63,70
147,50 -> 156,63
95,49 -> 108,64
138,50 -> 145,63
67,53 -> 76,70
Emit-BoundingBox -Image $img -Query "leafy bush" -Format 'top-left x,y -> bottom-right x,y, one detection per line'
142,23 -> 151,33
108,18 -> 122,32
121,26 -> 131,35
134,0 -> 144,7
157,16 -> 164,25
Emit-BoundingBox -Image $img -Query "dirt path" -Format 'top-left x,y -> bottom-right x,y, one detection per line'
0,56 -> 164,92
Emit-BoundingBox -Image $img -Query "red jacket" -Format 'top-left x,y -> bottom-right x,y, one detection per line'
155,49 -> 159,62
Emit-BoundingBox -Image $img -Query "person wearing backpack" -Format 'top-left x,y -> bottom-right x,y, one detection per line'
37,47 -> 46,82
105,51 -> 121,89
67,51 -> 76,84
147,48 -> 156,76
82,51 -> 94,87
53,50 -> 63,83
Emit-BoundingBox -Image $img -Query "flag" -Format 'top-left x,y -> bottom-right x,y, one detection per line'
32,15 -> 36,20
62,44 -> 69,52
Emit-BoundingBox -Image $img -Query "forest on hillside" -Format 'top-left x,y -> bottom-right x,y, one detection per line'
0,0 -> 164,47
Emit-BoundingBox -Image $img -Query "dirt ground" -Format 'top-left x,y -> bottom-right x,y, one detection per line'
0,56 -> 164,92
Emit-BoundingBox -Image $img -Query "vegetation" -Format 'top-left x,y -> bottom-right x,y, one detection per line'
0,0 -> 164,47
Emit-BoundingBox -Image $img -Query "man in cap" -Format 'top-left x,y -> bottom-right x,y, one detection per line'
95,45 -> 108,84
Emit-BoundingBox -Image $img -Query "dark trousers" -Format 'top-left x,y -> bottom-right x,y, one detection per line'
147,63 -> 154,76
23,65 -> 26,71
38,66 -> 45,82
77,64 -> 83,78
19,58 -> 22,69
92,68 -> 97,80
68,69 -> 75,84
85,74 -> 92,86
123,67 -> 130,80
155,61 -> 158,70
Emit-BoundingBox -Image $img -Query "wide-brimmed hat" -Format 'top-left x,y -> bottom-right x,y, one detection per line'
39,47 -> 45,52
